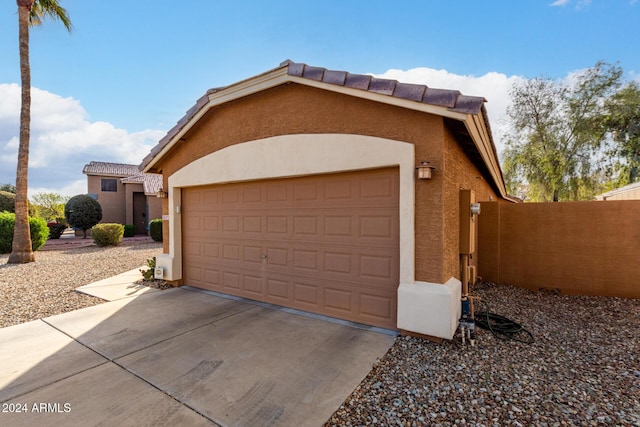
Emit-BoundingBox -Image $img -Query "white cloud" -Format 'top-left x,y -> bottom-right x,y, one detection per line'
549,0 -> 592,9
371,67 -> 522,155
0,84 -> 165,197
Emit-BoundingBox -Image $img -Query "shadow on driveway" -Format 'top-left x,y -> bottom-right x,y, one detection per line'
0,287 -> 395,426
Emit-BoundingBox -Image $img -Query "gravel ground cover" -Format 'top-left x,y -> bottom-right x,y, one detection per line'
2,246 -> 639,426
0,242 -> 162,328
326,282 -> 640,426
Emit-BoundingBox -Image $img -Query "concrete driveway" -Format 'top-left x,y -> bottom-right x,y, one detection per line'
0,287 -> 395,426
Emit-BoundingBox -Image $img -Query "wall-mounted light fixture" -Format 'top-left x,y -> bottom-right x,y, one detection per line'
416,161 -> 436,180
156,190 -> 167,198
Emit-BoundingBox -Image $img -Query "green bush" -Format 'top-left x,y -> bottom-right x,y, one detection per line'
92,223 -> 124,247
65,195 -> 102,238
47,222 -> 67,239
123,224 -> 135,238
0,212 -> 49,254
149,218 -> 163,242
30,217 -> 49,250
0,191 -> 16,213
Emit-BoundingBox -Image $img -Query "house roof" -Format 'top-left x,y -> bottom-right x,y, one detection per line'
283,60 -> 486,114
121,173 -> 163,196
595,181 -> 640,200
84,161 -> 163,195
140,60 -> 510,199
83,161 -> 141,177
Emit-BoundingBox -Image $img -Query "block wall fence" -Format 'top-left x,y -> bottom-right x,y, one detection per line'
478,200 -> 640,298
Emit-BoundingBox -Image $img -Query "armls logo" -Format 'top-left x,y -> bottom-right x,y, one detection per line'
31,403 -> 71,413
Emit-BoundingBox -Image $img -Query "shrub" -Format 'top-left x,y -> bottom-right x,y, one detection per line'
92,223 -> 124,247
30,217 -> 49,250
65,195 -> 102,238
123,224 -> 135,238
149,218 -> 163,242
47,222 -> 67,239
140,257 -> 156,280
0,191 -> 16,213
0,212 -> 49,254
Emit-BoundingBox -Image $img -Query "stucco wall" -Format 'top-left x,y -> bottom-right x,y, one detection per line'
124,183 -> 143,225
442,126 -> 499,281
478,200 -> 640,298
148,196 -> 162,223
87,175 -> 126,225
155,83 -> 449,283
153,83 -> 498,284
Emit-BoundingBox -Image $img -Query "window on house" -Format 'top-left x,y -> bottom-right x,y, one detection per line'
101,178 -> 118,192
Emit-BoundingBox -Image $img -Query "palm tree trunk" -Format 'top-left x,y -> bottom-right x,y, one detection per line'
8,2 -> 35,264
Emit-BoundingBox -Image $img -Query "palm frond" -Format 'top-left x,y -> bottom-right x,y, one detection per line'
29,0 -> 72,31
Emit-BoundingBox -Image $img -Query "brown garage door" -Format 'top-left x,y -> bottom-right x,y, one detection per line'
181,167 -> 399,329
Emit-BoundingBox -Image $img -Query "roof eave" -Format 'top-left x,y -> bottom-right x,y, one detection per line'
141,66 -> 472,173
462,107 -> 511,200
141,65 -> 292,172
141,63 -> 510,202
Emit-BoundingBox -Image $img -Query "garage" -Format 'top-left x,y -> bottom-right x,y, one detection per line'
181,167 -> 400,329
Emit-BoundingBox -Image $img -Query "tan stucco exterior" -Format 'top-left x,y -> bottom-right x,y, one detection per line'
150,83 -> 499,285
478,200 -> 640,298
87,174 -> 127,225
142,62 -> 510,338
86,174 -> 162,232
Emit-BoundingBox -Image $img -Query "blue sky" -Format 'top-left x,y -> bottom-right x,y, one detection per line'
0,0 -> 639,196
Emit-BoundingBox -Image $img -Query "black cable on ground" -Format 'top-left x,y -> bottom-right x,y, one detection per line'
474,303 -> 534,344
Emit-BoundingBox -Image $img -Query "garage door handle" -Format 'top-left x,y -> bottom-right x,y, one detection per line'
261,254 -> 268,259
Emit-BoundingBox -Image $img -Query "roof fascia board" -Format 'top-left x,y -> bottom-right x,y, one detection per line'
286,75 -> 467,121
143,67 -> 290,172
464,113 -> 509,198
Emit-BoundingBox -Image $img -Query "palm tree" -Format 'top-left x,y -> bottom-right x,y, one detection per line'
8,1 -> 71,264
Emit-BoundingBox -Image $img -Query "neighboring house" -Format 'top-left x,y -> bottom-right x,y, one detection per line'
595,181 -> 640,200
140,60 -> 513,339
82,161 -> 163,234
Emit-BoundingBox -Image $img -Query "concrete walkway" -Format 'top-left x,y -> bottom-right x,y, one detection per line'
0,271 -> 395,426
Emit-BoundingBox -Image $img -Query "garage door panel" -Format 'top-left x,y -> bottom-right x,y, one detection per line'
243,275 -> 263,296
324,288 -> 352,312
242,186 -> 263,203
222,272 -> 240,290
182,168 -> 399,329
293,282 -> 320,306
293,249 -> 319,272
267,216 -> 289,235
243,216 -> 263,233
360,293 -> 393,320
266,278 -> 290,301
243,246 -> 263,264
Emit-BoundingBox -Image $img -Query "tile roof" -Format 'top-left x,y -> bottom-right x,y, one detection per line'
283,60 -> 486,114
84,161 -> 163,195
121,173 -> 163,195
83,161 -> 141,177
141,60 -> 491,171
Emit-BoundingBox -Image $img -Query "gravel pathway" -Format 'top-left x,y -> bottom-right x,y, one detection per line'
325,282 -> 640,426
0,242 -> 162,328
2,246 -> 639,425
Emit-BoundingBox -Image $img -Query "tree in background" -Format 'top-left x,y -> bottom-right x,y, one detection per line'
0,184 -> 17,193
9,0 -> 71,264
30,192 -> 69,223
503,62 -> 623,202
64,195 -> 102,238
605,81 -> 640,187
0,192 -> 16,213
